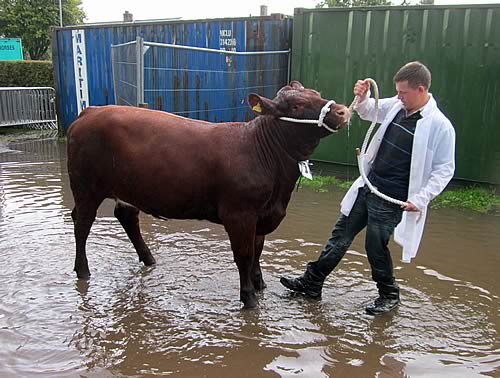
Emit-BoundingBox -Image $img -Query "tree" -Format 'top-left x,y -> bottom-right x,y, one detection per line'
0,0 -> 86,60
317,0 -> 393,7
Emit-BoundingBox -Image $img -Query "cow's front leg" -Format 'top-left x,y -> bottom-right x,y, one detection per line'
253,235 -> 266,291
223,214 -> 258,309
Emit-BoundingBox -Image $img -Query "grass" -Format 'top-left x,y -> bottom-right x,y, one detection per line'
431,186 -> 500,214
299,175 -> 500,213
299,175 -> 353,192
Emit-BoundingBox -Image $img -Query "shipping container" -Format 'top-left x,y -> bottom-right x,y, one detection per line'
51,15 -> 292,131
292,4 -> 500,184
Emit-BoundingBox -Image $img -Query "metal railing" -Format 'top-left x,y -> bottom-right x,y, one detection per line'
111,38 -> 141,107
0,87 -> 57,129
111,37 -> 290,122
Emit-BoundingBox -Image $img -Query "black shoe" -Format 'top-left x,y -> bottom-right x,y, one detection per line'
280,276 -> 322,300
365,296 -> 400,315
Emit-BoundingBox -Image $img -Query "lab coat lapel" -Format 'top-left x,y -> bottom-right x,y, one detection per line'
408,95 -> 437,196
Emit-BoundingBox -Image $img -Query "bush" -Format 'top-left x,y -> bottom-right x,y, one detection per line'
0,60 -> 54,87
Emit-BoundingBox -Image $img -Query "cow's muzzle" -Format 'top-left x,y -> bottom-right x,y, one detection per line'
278,99 -> 351,133
319,101 -> 351,132
332,104 -> 351,130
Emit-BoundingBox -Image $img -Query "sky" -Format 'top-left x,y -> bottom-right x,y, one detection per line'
80,0 -> 500,24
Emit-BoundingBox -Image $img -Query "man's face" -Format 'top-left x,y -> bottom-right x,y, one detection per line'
396,80 -> 426,112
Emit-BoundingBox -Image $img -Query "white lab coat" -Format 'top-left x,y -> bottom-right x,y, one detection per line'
340,93 -> 456,263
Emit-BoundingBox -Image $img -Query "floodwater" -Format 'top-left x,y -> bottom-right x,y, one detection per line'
0,133 -> 499,377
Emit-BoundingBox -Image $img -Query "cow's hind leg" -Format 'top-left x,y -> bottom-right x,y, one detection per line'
253,235 -> 266,291
114,201 -> 156,266
72,200 -> 101,280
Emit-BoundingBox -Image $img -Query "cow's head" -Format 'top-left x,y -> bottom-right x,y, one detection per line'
248,81 -> 351,133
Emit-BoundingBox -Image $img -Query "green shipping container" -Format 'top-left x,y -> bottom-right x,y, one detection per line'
291,4 -> 500,184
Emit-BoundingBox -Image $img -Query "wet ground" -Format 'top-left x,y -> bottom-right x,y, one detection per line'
0,133 -> 499,377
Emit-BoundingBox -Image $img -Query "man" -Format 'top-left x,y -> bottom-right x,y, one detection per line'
280,61 -> 456,315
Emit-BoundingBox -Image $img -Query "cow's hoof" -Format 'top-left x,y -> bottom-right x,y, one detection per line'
242,295 -> 257,310
141,254 -> 156,266
242,301 -> 257,310
76,271 -> 90,280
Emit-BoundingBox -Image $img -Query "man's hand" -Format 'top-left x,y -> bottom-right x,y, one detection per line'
353,80 -> 370,101
401,201 -> 419,212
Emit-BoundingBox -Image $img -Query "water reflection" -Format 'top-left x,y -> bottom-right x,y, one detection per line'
0,134 -> 498,377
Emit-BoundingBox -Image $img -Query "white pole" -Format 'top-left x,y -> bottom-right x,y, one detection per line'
59,0 -> 63,27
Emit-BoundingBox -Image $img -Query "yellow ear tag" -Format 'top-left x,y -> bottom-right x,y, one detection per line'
252,103 -> 262,113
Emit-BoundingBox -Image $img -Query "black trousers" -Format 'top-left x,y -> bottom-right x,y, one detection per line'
305,186 -> 403,299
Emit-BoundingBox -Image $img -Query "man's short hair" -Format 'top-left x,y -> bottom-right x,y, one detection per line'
393,61 -> 432,89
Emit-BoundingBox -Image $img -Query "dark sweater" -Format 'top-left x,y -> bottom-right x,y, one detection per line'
368,108 -> 422,201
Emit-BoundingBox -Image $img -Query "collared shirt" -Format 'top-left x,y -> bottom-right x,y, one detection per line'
368,108 -> 422,201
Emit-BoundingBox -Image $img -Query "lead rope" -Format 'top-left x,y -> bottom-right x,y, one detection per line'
349,79 -> 407,207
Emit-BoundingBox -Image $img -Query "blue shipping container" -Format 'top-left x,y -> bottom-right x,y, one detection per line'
51,15 -> 292,131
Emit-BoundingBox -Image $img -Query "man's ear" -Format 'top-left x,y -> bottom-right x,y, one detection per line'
417,85 -> 427,93
248,94 -> 278,115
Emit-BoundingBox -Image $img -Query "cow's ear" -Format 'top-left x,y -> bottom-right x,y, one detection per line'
289,81 -> 304,90
248,94 -> 278,115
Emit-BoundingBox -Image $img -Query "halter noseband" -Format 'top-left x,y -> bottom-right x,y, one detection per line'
279,100 -> 338,133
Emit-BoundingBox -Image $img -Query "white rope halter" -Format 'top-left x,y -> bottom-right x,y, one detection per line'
349,78 -> 407,207
279,100 -> 338,133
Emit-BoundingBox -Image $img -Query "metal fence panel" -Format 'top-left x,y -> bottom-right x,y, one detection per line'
112,39 -> 289,122
0,87 -> 57,129
111,40 -> 140,107
292,5 -> 500,184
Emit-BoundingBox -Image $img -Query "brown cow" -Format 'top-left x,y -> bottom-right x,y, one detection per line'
67,81 -> 351,308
